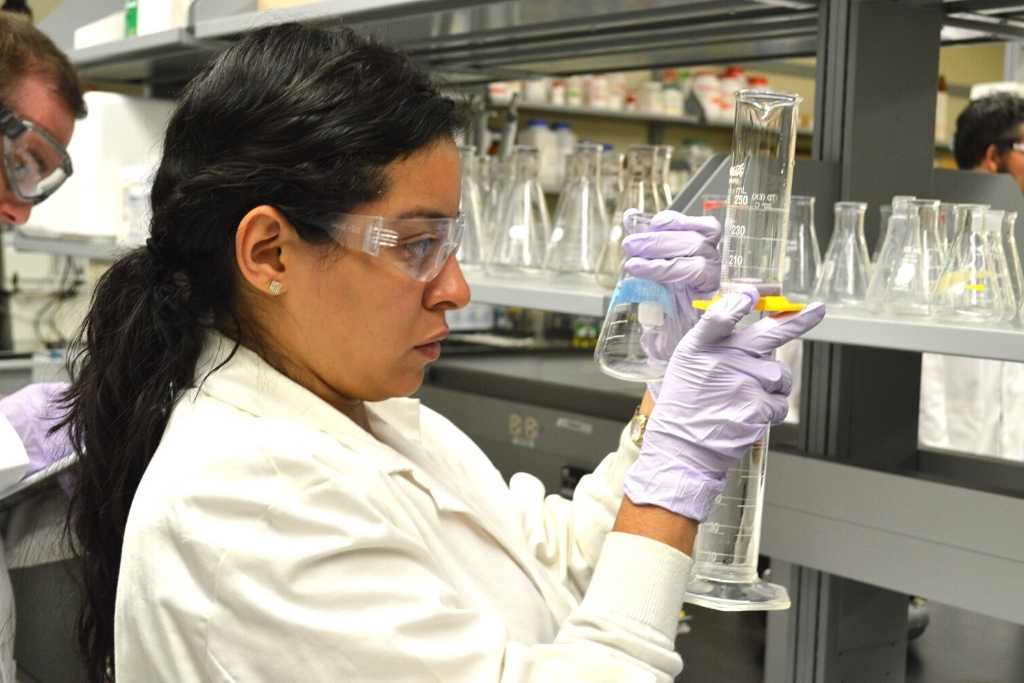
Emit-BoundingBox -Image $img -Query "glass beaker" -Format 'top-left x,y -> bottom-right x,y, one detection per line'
545,143 -> 608,275
782,196 -> 821,303
594,145 -> 666,290
456,145 -> 488,267
655,144 -> 675,207
934,206 -> 1008,324
718,90 -> 802,297
594,213 -> 683,381
1003,211 -> 1024,324
487,146 -> 550,275
814,202 -> 872,309
866,197 -> 942,318
601,147 -> 624,223
686,90 -> 801,614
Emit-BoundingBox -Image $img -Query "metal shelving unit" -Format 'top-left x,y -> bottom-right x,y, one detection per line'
9,230 -> 122,261
463,270 -> 608,317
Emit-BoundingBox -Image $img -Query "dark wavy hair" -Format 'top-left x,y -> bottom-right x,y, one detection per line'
953,93 -> 1024,170
57,23 -> 461,682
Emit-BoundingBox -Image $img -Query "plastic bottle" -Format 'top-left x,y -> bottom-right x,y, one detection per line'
552,123 -> 577,188
566,76 -> 584,107
717,66 -> 747,123
587,75 -> 610,109
550,80 -> 566,106
691,71 -> 720,123
125,0 -> 138,37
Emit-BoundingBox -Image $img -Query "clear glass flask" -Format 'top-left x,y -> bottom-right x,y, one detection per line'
934,206 -> 1008,324
487,146 -> 550,275
813,201 -> 872,309
655,144 -> 675,207
866,197 -> 942,318
1003,211 -> 1024,325
938,202 -> 958,256
456,146 -> 488,267
989,211 -> 1019,322
873,204 -> 892,263
594,145 -> 666,290
782,196 -> 821,303
686,90 -> 802,613
594,213 -> 683,381
601,148 -> 624,224
545,143 -> 608,275
482,156 -> 515,264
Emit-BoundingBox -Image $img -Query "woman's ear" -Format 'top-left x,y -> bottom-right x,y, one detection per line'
235,205 -> 296,297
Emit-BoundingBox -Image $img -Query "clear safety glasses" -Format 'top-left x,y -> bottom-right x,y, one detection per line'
0,106 -> 73,205
329,213 -> 465,282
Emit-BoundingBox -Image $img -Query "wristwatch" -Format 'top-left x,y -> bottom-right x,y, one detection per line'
629,407 -> 649,448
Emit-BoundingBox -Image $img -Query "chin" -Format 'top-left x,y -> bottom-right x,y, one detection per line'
382,370 -> 427,399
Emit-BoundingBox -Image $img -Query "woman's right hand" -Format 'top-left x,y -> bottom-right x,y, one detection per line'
623,286 -> 826,523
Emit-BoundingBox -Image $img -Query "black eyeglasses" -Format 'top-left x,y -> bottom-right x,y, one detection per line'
0,105 -> 73,205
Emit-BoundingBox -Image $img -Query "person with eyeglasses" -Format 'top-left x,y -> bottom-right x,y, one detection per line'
953,92 -> 1024,191
0,12 -> 84,225
51,23 -> 824,683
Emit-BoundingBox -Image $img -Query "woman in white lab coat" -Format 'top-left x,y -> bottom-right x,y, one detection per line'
56,23 -> 823,683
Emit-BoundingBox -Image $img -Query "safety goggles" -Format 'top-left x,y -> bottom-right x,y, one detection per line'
328,213 -> 464,282
0,105 -> 73,204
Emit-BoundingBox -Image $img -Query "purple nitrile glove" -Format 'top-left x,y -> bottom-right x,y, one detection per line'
0,382 -> 73,477
623,287 -> 826,522
621,210 -> 722,398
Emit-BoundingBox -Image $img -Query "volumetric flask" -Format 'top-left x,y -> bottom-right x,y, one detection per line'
456,146 -> 488,267
594,145 -> 666,290
719,90 -> 802,297
934,206 -> 1007,324
594,212 -> 682,381
782,196 -> 821,303
814,202 -> 872,309
488,146 -> 550,275
686,90 -> 801,614
1003,211 -> 1024,324
545,143 -> 608,275
866,197 -> 940,318
655,144 -> 675,207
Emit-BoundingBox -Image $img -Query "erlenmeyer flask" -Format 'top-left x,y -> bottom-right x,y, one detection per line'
545,143 -> 608,275
655,144 -> 675,207
938,202 -> 958,256
601,147 -> 624,222
873,204 -> 892,263
814,201 -> 872,309
782,196 -> 820,303
1003,211 -> 1024,324
487,146 -> 550,275
934,206 -> 1007,324
867,197 -> 941,317
594,145 -> 667,290
482,156 -> 514,264
989,211 -> 1019,322
594,212 -> 683,381
456,146 -> 488,267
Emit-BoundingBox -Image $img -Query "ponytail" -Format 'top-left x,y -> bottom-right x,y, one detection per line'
59,244 -> 207,682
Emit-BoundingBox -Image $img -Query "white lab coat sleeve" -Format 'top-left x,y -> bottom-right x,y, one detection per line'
200,465 -> 689,683
508,425 -> 642,599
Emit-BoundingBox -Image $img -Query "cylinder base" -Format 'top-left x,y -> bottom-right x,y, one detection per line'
685,576 -> 791,612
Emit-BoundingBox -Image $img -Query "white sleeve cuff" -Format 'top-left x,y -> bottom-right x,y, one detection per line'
580,531 -> 692,640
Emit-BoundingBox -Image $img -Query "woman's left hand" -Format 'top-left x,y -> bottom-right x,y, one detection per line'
621,210 -> 722,395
